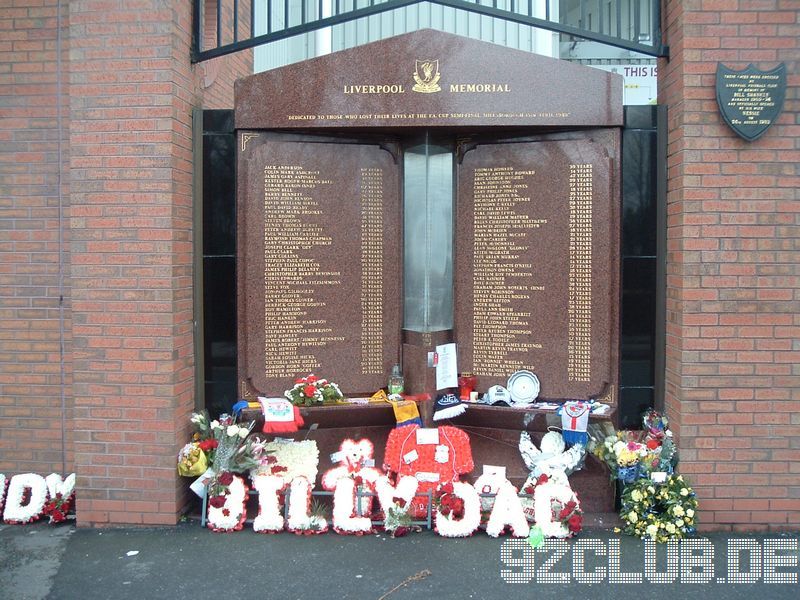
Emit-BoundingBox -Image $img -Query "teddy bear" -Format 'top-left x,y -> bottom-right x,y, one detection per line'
321,438 -> 382,517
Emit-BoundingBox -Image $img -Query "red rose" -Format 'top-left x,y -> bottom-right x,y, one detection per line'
209,495 -> 226,509
306,375 -> 318,383
218,471 -> 234,486
568,514 -> 583,533
451,498 -> 464,516
523,485 -> 535,495
199,439 -> 218,452
559,508 -> 571,520
536,474 -> 550,486
565,501 -> 577,512
440,505 -> 451,516
52,510 -> 64,522
441,483 -> 454,495
646,439 -> 660,450
303,384 -> 317,397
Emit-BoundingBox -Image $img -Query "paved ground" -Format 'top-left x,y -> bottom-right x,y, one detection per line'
1,521 -> 798,600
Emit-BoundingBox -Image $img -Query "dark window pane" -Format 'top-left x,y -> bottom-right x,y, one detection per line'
203,133 -> 236,256
622,129 -> 657,257
619,387 -> 655,429
621,257 -> 655,386
203,256 -> 236,375
203,109 -> 234,133
205,381 -> 238,419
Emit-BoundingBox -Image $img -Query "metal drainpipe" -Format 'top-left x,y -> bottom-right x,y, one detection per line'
56,0 -> 67,476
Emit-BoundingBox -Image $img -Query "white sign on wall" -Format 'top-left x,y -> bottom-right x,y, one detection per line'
591,64 -> 658,105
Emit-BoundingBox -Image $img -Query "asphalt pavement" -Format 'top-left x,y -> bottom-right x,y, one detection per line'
1,521 -> 799,600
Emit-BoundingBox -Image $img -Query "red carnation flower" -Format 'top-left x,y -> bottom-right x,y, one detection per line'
565,500 -> 577,512
222,508 -> 230,517
218,471 -> 234,486
646,439 -> 660,450
198,439 -> 218,452
303,384 -> 317,397
440,505 -> 451,516
536,474 -> 550,486
441,483 -> 454,495
306,375 -> 318,383
559,508 -> 571,520
451,498 -> 464,516
568,514 -> 583,533
523,485 -> 535,495
52,510 -> 65,522
209,495 -> 226,509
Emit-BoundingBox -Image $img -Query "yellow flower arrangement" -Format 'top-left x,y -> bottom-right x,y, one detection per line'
618,474 -> 699,543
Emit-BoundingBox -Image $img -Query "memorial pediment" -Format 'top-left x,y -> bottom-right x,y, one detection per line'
235,29 -> 623,130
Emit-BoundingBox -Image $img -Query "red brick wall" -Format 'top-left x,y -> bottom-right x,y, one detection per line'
660,0 -> 799,530
67,0 -> 250,526
0,1 -> 72,475
198,0 -> 252,109
3,0 -> 250,526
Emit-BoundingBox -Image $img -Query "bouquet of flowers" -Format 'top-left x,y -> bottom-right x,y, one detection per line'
590,431 -> 646,482
434,482 -> 464,519
284,374 -> 344,406
383,502 -> 414,538
617,474 -> 698,542
42,492 -> 73,524
552,495 -> 583,536
589,410 -> 678,484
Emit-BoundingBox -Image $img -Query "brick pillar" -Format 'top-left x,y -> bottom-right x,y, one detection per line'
68,0 -> 193,526
660,0 -> 799,530
68,0 -> 250,526
0,1 -> 72,475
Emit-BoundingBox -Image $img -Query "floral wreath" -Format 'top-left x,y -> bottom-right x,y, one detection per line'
432,481 -> 481,538
484,482 -> 530,539
43,474 -> 77,525
284,374 -> 343,406
0,474 -> 7,516
286,477 -> 328,535
375,475 -> 418,538
618,474 -> 698,543
3,473 -> 48,524
206,472 -> 249,532
433,482 -> 464,519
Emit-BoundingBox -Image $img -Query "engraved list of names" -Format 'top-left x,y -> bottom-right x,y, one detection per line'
263,165 -> 343,377
472,166 -> 544,377
242,138 -> 402,395
455,137 -> 617,400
